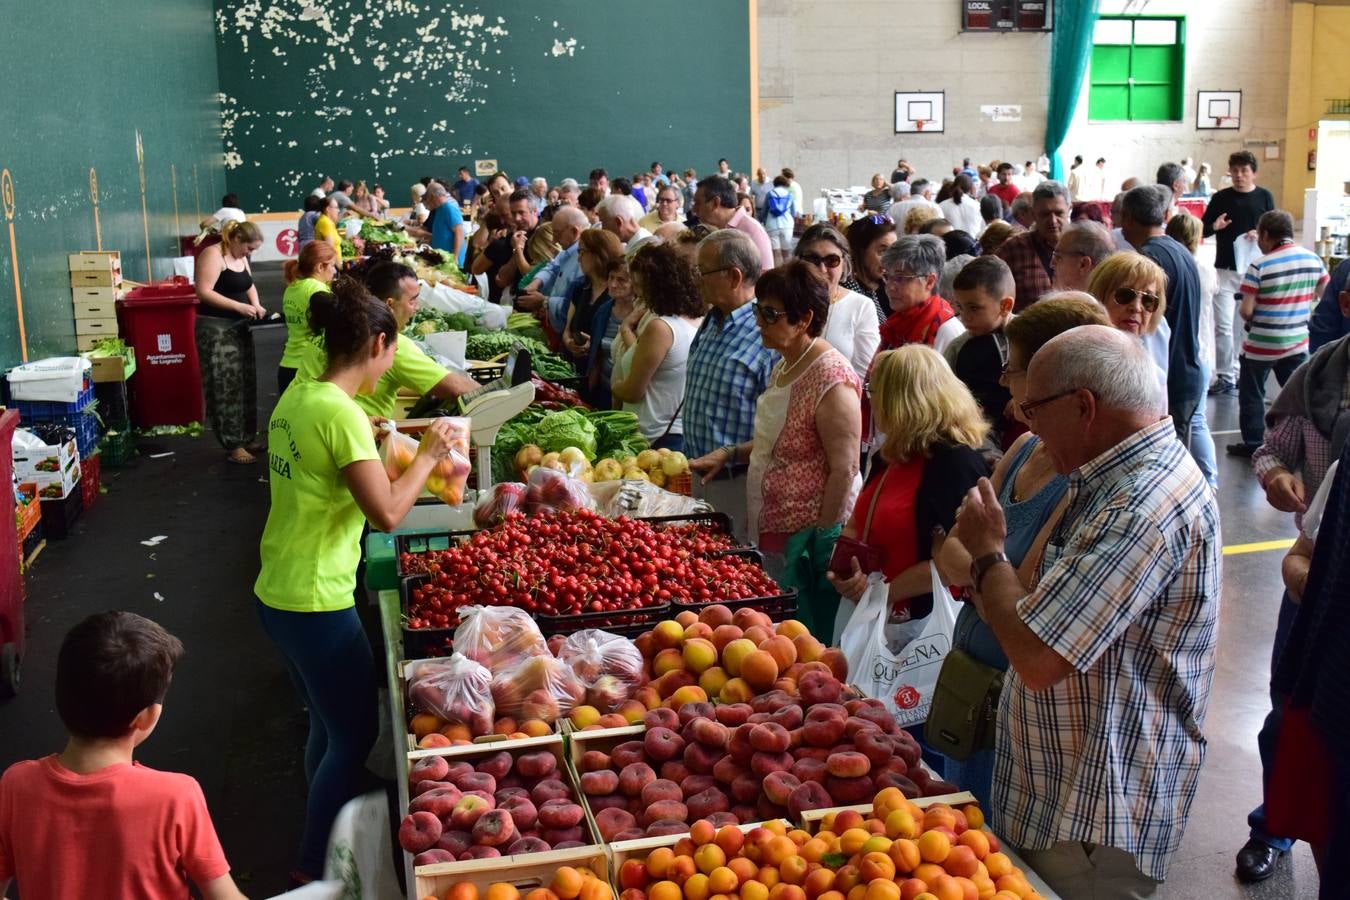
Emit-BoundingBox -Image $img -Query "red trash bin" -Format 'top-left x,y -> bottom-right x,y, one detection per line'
117,277 -> 205,427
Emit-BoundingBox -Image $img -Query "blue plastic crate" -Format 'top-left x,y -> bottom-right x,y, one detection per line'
15,380 -> 95,420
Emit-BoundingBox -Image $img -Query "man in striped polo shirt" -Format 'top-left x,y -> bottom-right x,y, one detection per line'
1229,210 -> 1330,457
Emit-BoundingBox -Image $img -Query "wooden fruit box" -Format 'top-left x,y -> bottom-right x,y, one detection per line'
415,844 -> 609,900
406,734 -> 604,881
399,656 -> 566,754
797,791 -> 978,831
563,724 -> 646,851
606,819 -> 793,893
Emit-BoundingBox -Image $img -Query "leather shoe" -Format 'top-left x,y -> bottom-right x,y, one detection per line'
1226,442 -> 1258,458
1235,838 -> 1284,882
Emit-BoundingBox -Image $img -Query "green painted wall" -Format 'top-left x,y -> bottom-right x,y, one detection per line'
0,0 -> 225,365
213,1 -> 751,210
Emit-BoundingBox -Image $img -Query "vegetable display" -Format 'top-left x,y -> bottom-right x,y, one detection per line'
401,509 -> 781,626
464,332 -> 575,382
359,219 -> 415,246
403,308 -> 486,338
491,407 -> 647,483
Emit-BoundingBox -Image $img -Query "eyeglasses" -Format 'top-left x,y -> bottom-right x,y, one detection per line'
800,252 -> 843,270
695,265 -> 733,279
657,196 -> 681,204
751,301 -> 786,324
1018,388 -> 1079,419
1110,287 -> 1161,313
1050,250 -> 1084,263
882,271 -> 926,285
999,363 -> 1026,380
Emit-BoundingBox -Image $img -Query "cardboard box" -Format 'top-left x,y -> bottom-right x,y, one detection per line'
74,317 -> 118,337
32,458 -> 81,500
67,251 -> 121,273
69,270 -> 120,288
72,294 -> 116,318
71,285 -> 118,304
76,334 -> 103,352
14,437 -> 77,478
85,352 -> 135,383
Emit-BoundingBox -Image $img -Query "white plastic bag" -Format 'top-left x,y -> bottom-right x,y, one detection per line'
7,357 -> 90,403
837,564 -> 960,728
322,791 -> 402,900
420,280 -> 509,330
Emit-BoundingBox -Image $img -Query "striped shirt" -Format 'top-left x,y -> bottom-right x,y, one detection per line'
993,418 -> 1221,882
1240,242 -> 1329,360
683,302 -> 779,459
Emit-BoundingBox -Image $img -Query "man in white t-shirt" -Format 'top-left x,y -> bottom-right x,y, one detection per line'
212,193 -> 246,225
310,176 -> 333,199
889,179 -> 941,229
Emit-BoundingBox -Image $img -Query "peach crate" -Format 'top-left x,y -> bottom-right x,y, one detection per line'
415,844 -> 609,900
605,819 -> 794,895
400,656 -> 567,754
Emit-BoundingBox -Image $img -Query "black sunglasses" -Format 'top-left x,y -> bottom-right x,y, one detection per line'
751,301 -> 785,324
1111,287 -> 1161,313
800,252 -> 843,269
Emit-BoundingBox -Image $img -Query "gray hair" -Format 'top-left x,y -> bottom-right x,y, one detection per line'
699,228 -> 762,282
880,234 -> 946,279
1035,324 -> 1166,416
1156,162 -> 1185,189
890,182 -> 912,200
410,183 -> 427,198
1120,185 -> 1170,228
597,194 -> 644,224
911,178 -> 933,198
1058,221 -> 1116,265
558,178 -> 580,191
531,177 -> 548,189
427,184 -> 449,199
1031,180 -> 1070,206
552,206 -> 588,230
1010,194 -> 1033,218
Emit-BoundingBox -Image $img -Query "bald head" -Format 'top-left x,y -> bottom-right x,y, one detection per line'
551,205 -> 589,248
598,194 -> 644,242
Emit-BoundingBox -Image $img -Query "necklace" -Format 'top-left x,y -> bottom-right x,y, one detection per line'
776,338 -> 818,386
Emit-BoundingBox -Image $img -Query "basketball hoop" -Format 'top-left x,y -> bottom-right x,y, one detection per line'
914,119 -> 932,132
1213,116 -> 1236,129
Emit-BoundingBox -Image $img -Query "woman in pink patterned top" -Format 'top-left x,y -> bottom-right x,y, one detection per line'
690,261 -> 862,638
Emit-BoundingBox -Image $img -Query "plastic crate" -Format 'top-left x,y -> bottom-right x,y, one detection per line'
100,428 -> 136,467
71,411 -> 101,458
14,379 -> 94,419
537,603 -> 670,638
80,452 -> 100,510
394,529 -> 477,578
93,380 -> 131,428
399,573 -> 458,660
670,549 -> 799,621
21,520 -> 43,561
40,486 -> 83,540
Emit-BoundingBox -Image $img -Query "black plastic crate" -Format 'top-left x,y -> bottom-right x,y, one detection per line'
21,520 -> 43,562
394,529 -> 477,577
399,573 -> 458,660
671,549 -> 798,621
39,487 -> 84,540
93,381 -> 131,429
537,602 -> 671,639
639,513 -> 741,550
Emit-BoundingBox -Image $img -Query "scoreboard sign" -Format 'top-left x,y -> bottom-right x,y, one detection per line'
962,0 -> 1051,32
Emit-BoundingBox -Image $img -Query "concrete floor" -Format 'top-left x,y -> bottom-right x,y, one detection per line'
0,262 -> 1322,898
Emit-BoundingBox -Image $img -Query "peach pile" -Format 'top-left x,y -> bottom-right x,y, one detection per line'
614,792 -> 1046,900
577,684 -> 958,840
401,749 -> 592,865
411,715 -> 556,750
419,865 -> 614,900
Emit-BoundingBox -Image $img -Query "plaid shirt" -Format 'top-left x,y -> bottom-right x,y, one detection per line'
993,418 -> 1221,882
683,302 -> 779,459
995,229 -> 1055,312
1252,376 -> 1350,527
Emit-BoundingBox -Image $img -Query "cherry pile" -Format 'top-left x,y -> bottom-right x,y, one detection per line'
402,510 -> 780,631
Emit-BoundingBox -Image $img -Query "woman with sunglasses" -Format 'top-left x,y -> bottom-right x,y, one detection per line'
690,261 -> 861,641
843,214 -> 898,323
794,223 -> 881,378
1086,252 -> 1171,386
934,293 -> 1110,808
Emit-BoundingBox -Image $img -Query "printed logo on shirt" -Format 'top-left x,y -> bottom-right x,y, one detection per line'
269,417 -> 301,479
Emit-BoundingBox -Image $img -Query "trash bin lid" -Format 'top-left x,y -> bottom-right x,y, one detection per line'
119,276 -> 198,306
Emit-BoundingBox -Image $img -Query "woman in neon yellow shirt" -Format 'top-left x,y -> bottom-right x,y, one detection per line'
254,277 -> 457,881
277,239 -> 337,394
311,194 -> 343,261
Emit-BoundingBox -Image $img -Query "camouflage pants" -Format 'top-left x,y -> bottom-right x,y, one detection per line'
195,315 -> 258,451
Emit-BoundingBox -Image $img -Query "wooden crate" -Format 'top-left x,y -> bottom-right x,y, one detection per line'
563,723 -> 646,848
68,250 -> 121,273
74,316 -> 119,337
796,791 -> 978,832
72,294 -> 117,319
415,844 -> 609,900
76,334 -> 105,352
70,270 -> 120,288
398,657 -> 566,754
606,819 -> 793,892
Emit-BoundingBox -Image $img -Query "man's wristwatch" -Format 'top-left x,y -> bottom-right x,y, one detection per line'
970,552 -> 1010,594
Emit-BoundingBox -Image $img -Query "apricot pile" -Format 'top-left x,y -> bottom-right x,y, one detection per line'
614,794 -> 1047,900
420,866 -> 614,900
411,714 -> 557,750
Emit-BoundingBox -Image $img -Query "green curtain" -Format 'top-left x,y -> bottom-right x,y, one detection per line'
1044,1 -> 1101,181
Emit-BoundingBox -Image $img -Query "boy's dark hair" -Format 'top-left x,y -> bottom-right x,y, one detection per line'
221,193 -> 240,208
952,254 -> 1015,299
1229,150 -> 1259,172
56,612 -> 184,739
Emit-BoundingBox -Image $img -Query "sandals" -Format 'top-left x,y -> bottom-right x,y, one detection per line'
227,448 -> 257,465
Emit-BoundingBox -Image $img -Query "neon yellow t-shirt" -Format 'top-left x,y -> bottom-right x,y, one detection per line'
295,333 -> 449,419
313,215 -> 343,261
254,380 -> 380,613
279,278 -> 329,369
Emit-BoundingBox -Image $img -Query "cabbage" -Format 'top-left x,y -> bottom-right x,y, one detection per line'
533,410 -> 598,460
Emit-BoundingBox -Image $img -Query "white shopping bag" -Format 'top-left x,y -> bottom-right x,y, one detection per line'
323,791 -> 403,900
837,564 -> 960,728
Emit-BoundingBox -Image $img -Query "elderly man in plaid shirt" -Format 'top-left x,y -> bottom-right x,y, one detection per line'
951,325 -> 1221,898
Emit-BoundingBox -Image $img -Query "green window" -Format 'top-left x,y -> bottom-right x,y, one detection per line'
1089,17 -> 1185,122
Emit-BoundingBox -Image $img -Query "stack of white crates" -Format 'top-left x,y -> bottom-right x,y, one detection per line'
68,251 -> 122,351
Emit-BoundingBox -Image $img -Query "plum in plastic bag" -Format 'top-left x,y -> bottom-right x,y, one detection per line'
380,418 -> 473,506
406,653 -> 494,735
453,605 -> 549,671
557,630 -> 646,711
491,653 -> 586,725
522,466 -> 594,516
473,482 -> 526,528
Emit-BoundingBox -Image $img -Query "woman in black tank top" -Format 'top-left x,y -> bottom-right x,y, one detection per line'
194,220 -> 265,463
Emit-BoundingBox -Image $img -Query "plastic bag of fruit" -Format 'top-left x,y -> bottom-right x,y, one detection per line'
406,653 -> 494,734
453,605 -> 550,671
521,465 -> 595,515
472,481 -> 526,527
379,419 -> 472,506
490,652 -> 586,724
556,629 -> 646,711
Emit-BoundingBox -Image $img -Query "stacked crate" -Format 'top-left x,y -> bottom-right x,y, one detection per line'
68,252 -> 122,352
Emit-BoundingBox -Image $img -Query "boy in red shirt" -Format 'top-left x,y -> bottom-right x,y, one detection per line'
0,612 -> 246,900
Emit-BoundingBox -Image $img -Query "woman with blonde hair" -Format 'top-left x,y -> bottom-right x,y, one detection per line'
902,205 -> 941,236
193,219 -> 266,463
860,173 -> 892,215
1087,251 -> 1170,380
978,220 -> 1015,256
933,292 -> 1110,806
828,344 -> 988,621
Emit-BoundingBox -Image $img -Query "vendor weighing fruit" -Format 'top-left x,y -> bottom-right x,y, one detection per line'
295,261 -> 478,417
254,277 -> 459,884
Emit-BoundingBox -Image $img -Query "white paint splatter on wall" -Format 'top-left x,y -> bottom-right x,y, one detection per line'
215,0 -> 584,210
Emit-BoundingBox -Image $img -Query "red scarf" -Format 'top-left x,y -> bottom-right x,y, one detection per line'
879,295 -> 956,350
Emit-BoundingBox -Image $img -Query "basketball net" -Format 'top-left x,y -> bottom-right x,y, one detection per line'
915,119 -> 930,132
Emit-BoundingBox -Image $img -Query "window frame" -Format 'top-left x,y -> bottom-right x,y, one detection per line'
1087,14 -> 1187,124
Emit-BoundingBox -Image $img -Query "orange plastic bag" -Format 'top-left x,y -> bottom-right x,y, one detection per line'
379,418 -> 472,505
